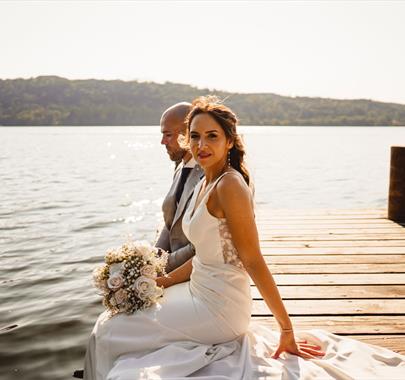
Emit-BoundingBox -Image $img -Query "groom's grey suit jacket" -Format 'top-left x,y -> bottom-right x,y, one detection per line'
156,163 -> 204,272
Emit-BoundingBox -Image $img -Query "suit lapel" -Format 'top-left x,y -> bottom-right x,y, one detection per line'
172,165 -> 204,228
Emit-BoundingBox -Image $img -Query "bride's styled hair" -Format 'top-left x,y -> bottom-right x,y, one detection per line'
185,96 -> 250,185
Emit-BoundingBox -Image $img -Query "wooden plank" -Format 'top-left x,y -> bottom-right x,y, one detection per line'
257,209 -> 386,216
260,240 -> 405,247
250,273 -> 405,285
346,335 -> 405,354
266,263 -> 405,274
257,215 -> 387,220
252,299 -> 405,315
261,247 -> 405,255
259,228 -> 405,234
250,316 -> 405,334
257,207 -> 384,211
251,285 -> 405,299
258,220 -> 400,226
263,254 -> 405,264
259,234 -> 405,241
258,219 -> 399,225
252,208 -> 405,355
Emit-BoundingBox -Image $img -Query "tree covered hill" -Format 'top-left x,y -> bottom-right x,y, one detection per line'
0,76 -> 404,126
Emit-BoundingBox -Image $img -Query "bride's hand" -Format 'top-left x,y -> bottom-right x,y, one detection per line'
156,276 -> 173,288
271,331 -> 325,360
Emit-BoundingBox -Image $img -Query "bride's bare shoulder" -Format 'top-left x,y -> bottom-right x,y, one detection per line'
216,170 -> 251,200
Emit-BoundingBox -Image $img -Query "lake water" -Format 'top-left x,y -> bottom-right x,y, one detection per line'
1,126 -> 404,379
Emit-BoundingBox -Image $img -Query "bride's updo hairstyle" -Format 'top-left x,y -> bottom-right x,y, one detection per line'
185,96 -> 250,186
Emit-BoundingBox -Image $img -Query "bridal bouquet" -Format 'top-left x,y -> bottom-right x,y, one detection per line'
92,241 -> 168,316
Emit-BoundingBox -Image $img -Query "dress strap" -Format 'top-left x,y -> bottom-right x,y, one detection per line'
189,171 -> 243,219
206,170 -> 242,197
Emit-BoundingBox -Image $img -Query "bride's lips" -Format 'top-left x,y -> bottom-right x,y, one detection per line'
197,152 -> 211,160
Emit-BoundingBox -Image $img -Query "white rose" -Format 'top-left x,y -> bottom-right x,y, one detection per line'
140,264 -> 157,279
135,241 -> 155,260
110,262 -> 125,275
107,273 -> 124,290
133,276 -> 156,301
153,286 -> 163,299
114,288 -> 128,305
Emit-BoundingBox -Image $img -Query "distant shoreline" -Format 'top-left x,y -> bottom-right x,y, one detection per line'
1,76 -> 405,126
2,125 -> 405,128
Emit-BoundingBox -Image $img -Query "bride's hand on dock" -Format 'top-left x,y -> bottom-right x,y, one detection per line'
271,331 -> 325,360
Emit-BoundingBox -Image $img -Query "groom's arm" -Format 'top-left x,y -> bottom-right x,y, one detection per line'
165,243 -> 195,273
155,226 -> 195,272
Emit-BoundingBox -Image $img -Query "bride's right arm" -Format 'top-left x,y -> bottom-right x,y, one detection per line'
216,174 -> 324,359
156,258 -> 193,288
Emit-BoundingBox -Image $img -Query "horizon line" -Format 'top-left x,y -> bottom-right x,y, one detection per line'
1,74 -> 404,107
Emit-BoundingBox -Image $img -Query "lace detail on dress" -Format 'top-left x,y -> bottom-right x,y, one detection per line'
218,219 -> 245,270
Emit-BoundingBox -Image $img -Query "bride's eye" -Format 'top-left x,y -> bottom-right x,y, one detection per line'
190,133 -> 199,140
208,133 -> 217,139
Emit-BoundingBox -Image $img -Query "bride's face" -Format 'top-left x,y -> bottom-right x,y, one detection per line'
189,113 -> 232,170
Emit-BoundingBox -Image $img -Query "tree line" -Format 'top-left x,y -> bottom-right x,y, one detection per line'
0,76 -> 404,126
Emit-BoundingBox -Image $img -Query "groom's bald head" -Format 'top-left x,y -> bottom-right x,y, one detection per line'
160,102 -> 192,162
160,102 -> 191,132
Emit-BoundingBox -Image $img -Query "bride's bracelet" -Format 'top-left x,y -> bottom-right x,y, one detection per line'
280,328 -> 294,333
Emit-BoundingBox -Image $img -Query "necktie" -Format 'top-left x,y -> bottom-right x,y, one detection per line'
175,167 -> 192,204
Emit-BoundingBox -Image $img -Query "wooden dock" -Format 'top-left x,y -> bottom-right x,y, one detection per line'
254,208 -> 405,354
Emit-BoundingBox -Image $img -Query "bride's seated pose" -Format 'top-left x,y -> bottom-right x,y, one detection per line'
83,97 -> 405,379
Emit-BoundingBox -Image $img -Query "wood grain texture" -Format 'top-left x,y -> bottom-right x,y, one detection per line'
261,247 -> 405,255
251,316 -> 405,333
250,285 -> 405,299
263,254 -> 405,264
252,209 -> 405,353
252,299 -> 405,315
266,263 -> 405,274
250,273 -> 405,285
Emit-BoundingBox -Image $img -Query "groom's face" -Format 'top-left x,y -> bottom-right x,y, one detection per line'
160,116 -> 187,162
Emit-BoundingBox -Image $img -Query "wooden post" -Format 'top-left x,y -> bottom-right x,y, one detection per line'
388,146 -> 405,222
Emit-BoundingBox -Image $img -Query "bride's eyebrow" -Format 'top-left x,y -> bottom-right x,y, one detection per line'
205,130 -> 219,134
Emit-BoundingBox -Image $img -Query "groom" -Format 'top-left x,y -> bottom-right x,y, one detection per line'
156,102 -> 203,272
72,104 -> 200,380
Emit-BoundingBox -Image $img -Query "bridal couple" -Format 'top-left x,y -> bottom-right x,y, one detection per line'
82,97 -> 405,379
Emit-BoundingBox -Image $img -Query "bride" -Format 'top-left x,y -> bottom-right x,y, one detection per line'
83,97 -> 405,379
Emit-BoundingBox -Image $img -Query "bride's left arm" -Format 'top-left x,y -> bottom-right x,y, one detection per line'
217,175 -> 323,359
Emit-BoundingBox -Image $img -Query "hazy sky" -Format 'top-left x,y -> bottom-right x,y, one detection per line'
1,0 -> 405,104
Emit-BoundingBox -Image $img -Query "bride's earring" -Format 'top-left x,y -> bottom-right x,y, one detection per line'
227,150 -> 231,167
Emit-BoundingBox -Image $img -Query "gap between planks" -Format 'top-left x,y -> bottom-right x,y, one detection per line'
252,299 -> 405,315
250,285 -> 405,299
263,254 -> 405,264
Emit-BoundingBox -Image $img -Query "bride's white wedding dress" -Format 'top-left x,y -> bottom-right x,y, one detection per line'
84,173 -> 405,379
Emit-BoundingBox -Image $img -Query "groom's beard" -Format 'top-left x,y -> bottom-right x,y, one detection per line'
167,148 -> 187,163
